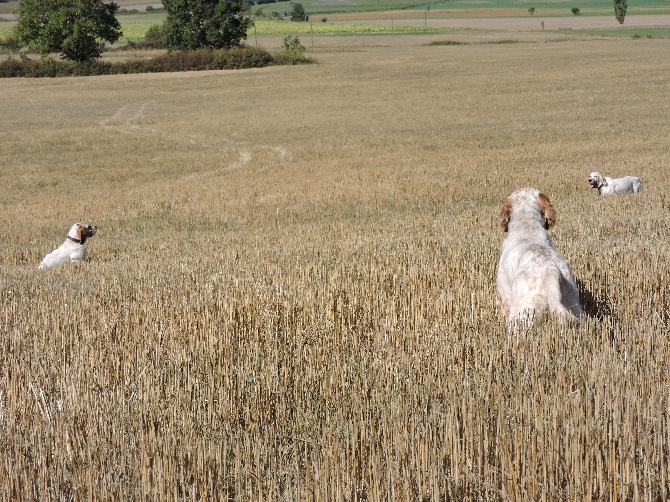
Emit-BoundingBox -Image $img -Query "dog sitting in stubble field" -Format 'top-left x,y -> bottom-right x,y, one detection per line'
588,171 -> 642,195
496,188 -> 583,328
39,223 -> 97,269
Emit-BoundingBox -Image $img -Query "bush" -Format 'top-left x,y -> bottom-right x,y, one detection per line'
571,7 -> 580,15
0,56 -> 28,77
143,24 -> 165,49
212,46 -> 274,69
0,56 -> 112,77
278,35 -> 305,65
0,46 -> 307,78
151,50 -> 217,71
0,35 -> 21,51
429,40 -> 466,46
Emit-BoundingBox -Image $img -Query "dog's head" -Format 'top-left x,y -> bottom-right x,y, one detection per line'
67,223 -> 97,244
588,171 -> 605,189
500,188 -> 555,232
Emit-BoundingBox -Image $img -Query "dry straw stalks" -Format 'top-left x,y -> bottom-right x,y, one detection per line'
1,35 -> 669,499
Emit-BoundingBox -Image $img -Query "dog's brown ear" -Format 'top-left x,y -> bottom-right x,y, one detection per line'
538,192 -> 555,229
500,200 -> 513,232
76,224 -> 88,244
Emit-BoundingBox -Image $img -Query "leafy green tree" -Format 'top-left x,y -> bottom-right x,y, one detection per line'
614,0 -> 627,24
162,0 -> 253,51
143,24 -> 165,48
14,0 -> 122,62
290,2 -> 308,22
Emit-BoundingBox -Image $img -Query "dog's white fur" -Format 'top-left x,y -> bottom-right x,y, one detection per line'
39,223 -> 97,269
588,171 -> 642,195
497,188 -> 583,327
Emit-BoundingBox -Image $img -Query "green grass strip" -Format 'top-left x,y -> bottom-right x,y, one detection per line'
558,26 -> 670,38
0,26 -> 13,40
249,19 -> 455,36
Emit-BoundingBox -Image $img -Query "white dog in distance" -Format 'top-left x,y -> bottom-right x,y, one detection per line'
39,223 -> 97,269
497,188 -> 583,328
588,171 -> 642,195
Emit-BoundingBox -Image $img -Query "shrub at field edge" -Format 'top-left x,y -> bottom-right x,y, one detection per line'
0,46 -> 313,78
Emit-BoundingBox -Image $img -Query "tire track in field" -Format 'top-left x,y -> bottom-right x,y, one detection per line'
100,104 -> 291,170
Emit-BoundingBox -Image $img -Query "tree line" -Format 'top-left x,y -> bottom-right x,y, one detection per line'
13,0 -> 629,63
14,0 -> 252,62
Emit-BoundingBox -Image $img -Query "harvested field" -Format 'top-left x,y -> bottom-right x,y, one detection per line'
1,33 -> 669,499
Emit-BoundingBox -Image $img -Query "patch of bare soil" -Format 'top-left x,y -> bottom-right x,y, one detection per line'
422,14 -> 670,30
327,12 -> 670,31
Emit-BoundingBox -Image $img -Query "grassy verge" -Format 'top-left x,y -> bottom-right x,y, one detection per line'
119,20 -> 460,41
0,22 -> 466,45
249,19 -> 464,36
559,26 -> 670,38
0,26 -> 14,40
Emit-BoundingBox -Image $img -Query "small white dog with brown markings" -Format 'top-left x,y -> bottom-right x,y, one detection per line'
497,188 -> 583,328
588,171 -> 642,195
39,223 -> 97,269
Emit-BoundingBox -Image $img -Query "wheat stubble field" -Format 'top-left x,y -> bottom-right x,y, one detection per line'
1,33 -> 669,500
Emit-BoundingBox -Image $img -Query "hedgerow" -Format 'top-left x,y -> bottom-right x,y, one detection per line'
0,46 -> 310,78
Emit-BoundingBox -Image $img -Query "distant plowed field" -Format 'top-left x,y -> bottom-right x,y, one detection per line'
338,13 -> 670,30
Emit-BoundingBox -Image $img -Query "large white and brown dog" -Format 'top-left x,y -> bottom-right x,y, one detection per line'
497,188 -> 583,327
588,171 -> 642,195
39,223 -> 97,269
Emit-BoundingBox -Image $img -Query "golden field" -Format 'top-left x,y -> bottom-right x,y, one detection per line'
1,33 -> 669,499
